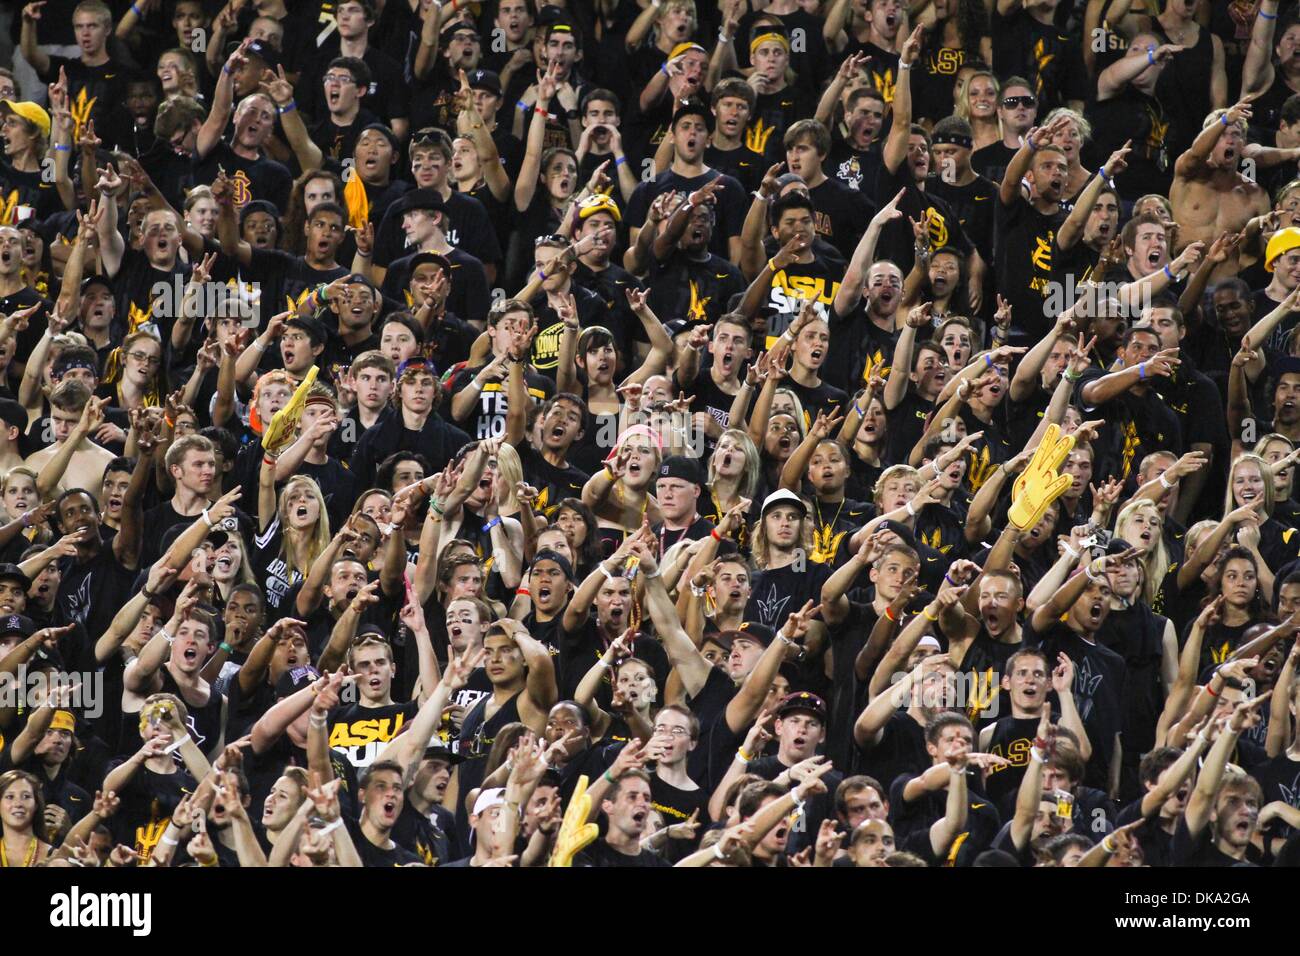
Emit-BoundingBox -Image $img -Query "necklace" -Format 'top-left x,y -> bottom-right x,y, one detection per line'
0,836 -> 38,867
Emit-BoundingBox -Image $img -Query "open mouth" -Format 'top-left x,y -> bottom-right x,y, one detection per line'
216,555 -> 233,572
778,436 -> 792,451
296,505 -> 310,520
1240,490 -> 1258,502
382,799 -> 397,818
609,606 -> 625,622
1147,250 -> 1162,268
728,587 -> 742,601
538,586 -> 552,601
810,347 -> 824,362
631,809 -> 648,826
1088,601 -> 1104,622
183,646 -> 199,664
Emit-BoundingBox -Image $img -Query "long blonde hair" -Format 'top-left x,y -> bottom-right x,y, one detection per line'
1223,454 -> 1274,519
708,428 -> 761,501
277,475 -> 331,578
1115,498 -> 1170,606
750,497 -> 814,570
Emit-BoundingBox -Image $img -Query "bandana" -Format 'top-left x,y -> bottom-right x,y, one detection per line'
750,32 -> 790,58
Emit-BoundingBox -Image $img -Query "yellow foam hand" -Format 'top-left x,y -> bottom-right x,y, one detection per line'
261,366 -> 318,455
548,774 -> 600,867
1008,423 -> 1076,531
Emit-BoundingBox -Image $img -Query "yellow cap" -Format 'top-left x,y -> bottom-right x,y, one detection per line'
669,42 -> 707,60
1266,226 -> 1300,272
0,100 -> 51,138
577,193 -> 621,222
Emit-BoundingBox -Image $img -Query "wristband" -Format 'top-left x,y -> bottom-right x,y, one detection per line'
1206,683 -> 1218,698
768,258 -> 781,274
53,143 -> 71,152
1137,362 -> 1146,380
713,841 -> 728,860
535,105 -> 549,116
752,190 -> 770,202
603,464 -> 617,480
277,100 -> 297,115
922,606 -> 939,622
219,642 -> 234,655
536,269 -> 549,282
201,509 -> 214,528
1062,543 -> 1080,560
791,792 -> 806,815
1260,9 -> 1278,18
142,586 -> 156,601
944,573 -> 956,586
603,770 -> 616,784
161,834 -> 179,846
1163,264 -> 1175,280
482,516 -> 503,533
1062,368 -> 1080,382
468,379 -> 484,393
883,606 -> 898,623
661,61 -> 670,76
158,628 -> 174,645
309,714 -> 328,727
898,61 -> 911,70
1220,113 -> 1229,127
164,734 -> 192,754
615,155 -> 627,166
263,455 -> 278,468
719,31 -> 733,43
599,563 -> 618,581
1030,747 -> 1046,763
517,100 -> 530,113
1102,835 -> 1118,853
131,2 -> 143,14
711,528 -> 723,541
690,583 -> 707,597
222,64 -> 233,76
251,339 -> 267,352
429,496 -> 445,516
20,511 -> 31,528
318,818 -> 344,835
737,747 -> 753,763
1027,138 -> 1038,152
643,564 -> 662,579
905,501 -> 917,517
1159,474 -> 1174,490
1147,49 -> 1155,66
853,402 -> 866,417
516,587 -> 530,597
984,353 -> 994,369
596,658 -> 611,669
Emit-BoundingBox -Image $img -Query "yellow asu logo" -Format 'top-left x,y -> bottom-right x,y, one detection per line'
231,170 -> 254,207
329,713 -> 407,748
965,667 -> 998,721
930,48 -> 963,76
966,444 -> 997,492
0,189 -> 21,226
925,210 -> 949,250
1144,104 -> 1168,153
872,67 -> 897,104
746,118 -> 778,155
1033,38 -> 1055,91
687,280 -> 711,323
987,736 -> 1031,771
809,524 -> 846,564
1210,641 -> 1232,666
861,348 -> 889,384
71,86 -> 97,141
1120,420 -> 1140,479
127,299 -> 155,334
919,526 -> 950,554
1032,233 -> 1054,274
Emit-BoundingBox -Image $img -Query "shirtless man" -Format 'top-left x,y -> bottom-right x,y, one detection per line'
28,384 -> 116,498
1170,98 -> 1269,280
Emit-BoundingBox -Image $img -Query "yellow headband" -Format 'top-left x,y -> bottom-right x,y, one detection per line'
750,32 -> 790,58
669,41 -> 707,60
50,710 -> 75,733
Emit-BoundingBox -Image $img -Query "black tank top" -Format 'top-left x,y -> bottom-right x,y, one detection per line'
120,667 -> 225,760
1154,23 -> 1215,155
454,690 -> 522,838
1098,604 -> 1166,758
983,715 -> 1041,811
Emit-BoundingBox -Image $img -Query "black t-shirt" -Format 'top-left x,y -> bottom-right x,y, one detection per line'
1075,368 -> 1183,482
745,562 -> 831,631
382,247 -> 490,325
646,252 -> 745,335
857,709 -> 929,787
57,545 -> 138,651
246,247 -> 348,321
0,161 -> 62,226
517,444 -> 589,520
927,174 -> 997,265
808,176 -> 876,261
39,55 -> 126,134
576,839 -> 671,867
971,142 -> 1017,185
626,169 -> 747,260
105,760 -> 194,863
706,143 -> 768,194
874,162 -> 972,278
327,699 -> 421,772
345,816 -> 423,867
1085,90 -> 1173,201
447,363 -> 554,441
1169,815 -> 1258,867
890,767 -> 1003,867
994,194 -> 1067,343
193,142 -> 293,214
990,10 -> 1089,114
758,256 -> 844,349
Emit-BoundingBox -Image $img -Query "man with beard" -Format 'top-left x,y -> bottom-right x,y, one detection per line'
139,435 -> 219,566
1171,100 -> 1269,281
996,114 -> 1075,344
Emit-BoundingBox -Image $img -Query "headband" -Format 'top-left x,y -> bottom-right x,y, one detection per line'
669,41 -> 707,60
931,131 -> 973,150
750,32 -> 790,58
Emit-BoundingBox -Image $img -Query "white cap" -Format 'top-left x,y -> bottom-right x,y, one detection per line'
917,636 -> 942,652
761,488 -> 808,516
472,787 -> 507,817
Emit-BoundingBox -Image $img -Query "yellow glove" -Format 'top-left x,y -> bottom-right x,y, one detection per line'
548,774 -> 600,867
1007,423 -> 1075,531
261,366 -> 319,455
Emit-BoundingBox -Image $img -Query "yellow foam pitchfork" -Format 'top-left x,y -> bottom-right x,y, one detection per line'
1007,423 -> 1076,532
548,774 -> 600,867
261,366 -> 319,456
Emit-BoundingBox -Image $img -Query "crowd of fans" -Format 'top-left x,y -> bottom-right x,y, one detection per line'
0,0 -> 1299,870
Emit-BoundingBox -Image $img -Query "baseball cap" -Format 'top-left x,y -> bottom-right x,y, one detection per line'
657,455 -> 701,485
0,565 -> 31,591
1266,226 -> 1300,272
0,613 -> 35,639
760,488 -> 807,517
422,739 -> 464,766
239,199 -> 280,226
0,101 -> 51,138
473,787 -> 506,816
409,251 -> 452,274
717,621 -> 776,648
397,188 -> 445,216
286,314 -> 328,346
441,18 -> 480,39
774,691 -> 827,722
467,69 -> 501,96
80,274 -> 114,296
577,193 -> 621,223
244,39 -> 281,72
274,664 -> 321,700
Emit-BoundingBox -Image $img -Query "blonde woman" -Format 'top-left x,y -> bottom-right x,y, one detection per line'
702,428 -> 761,533
1115,497 -> 1172,608
256,469 -> 331,611
956,69 -> 1000,150
1044,107 -> 1094,200
581,424 -> 665,556
1253,434 -> 1300,528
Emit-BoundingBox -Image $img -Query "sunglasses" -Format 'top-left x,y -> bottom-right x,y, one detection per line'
1002,95 -> 1036,109
535,233 -> 567,246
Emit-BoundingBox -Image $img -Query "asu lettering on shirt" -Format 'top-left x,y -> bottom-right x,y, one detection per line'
329,712 -> 408,769
762,269 -> 842,347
